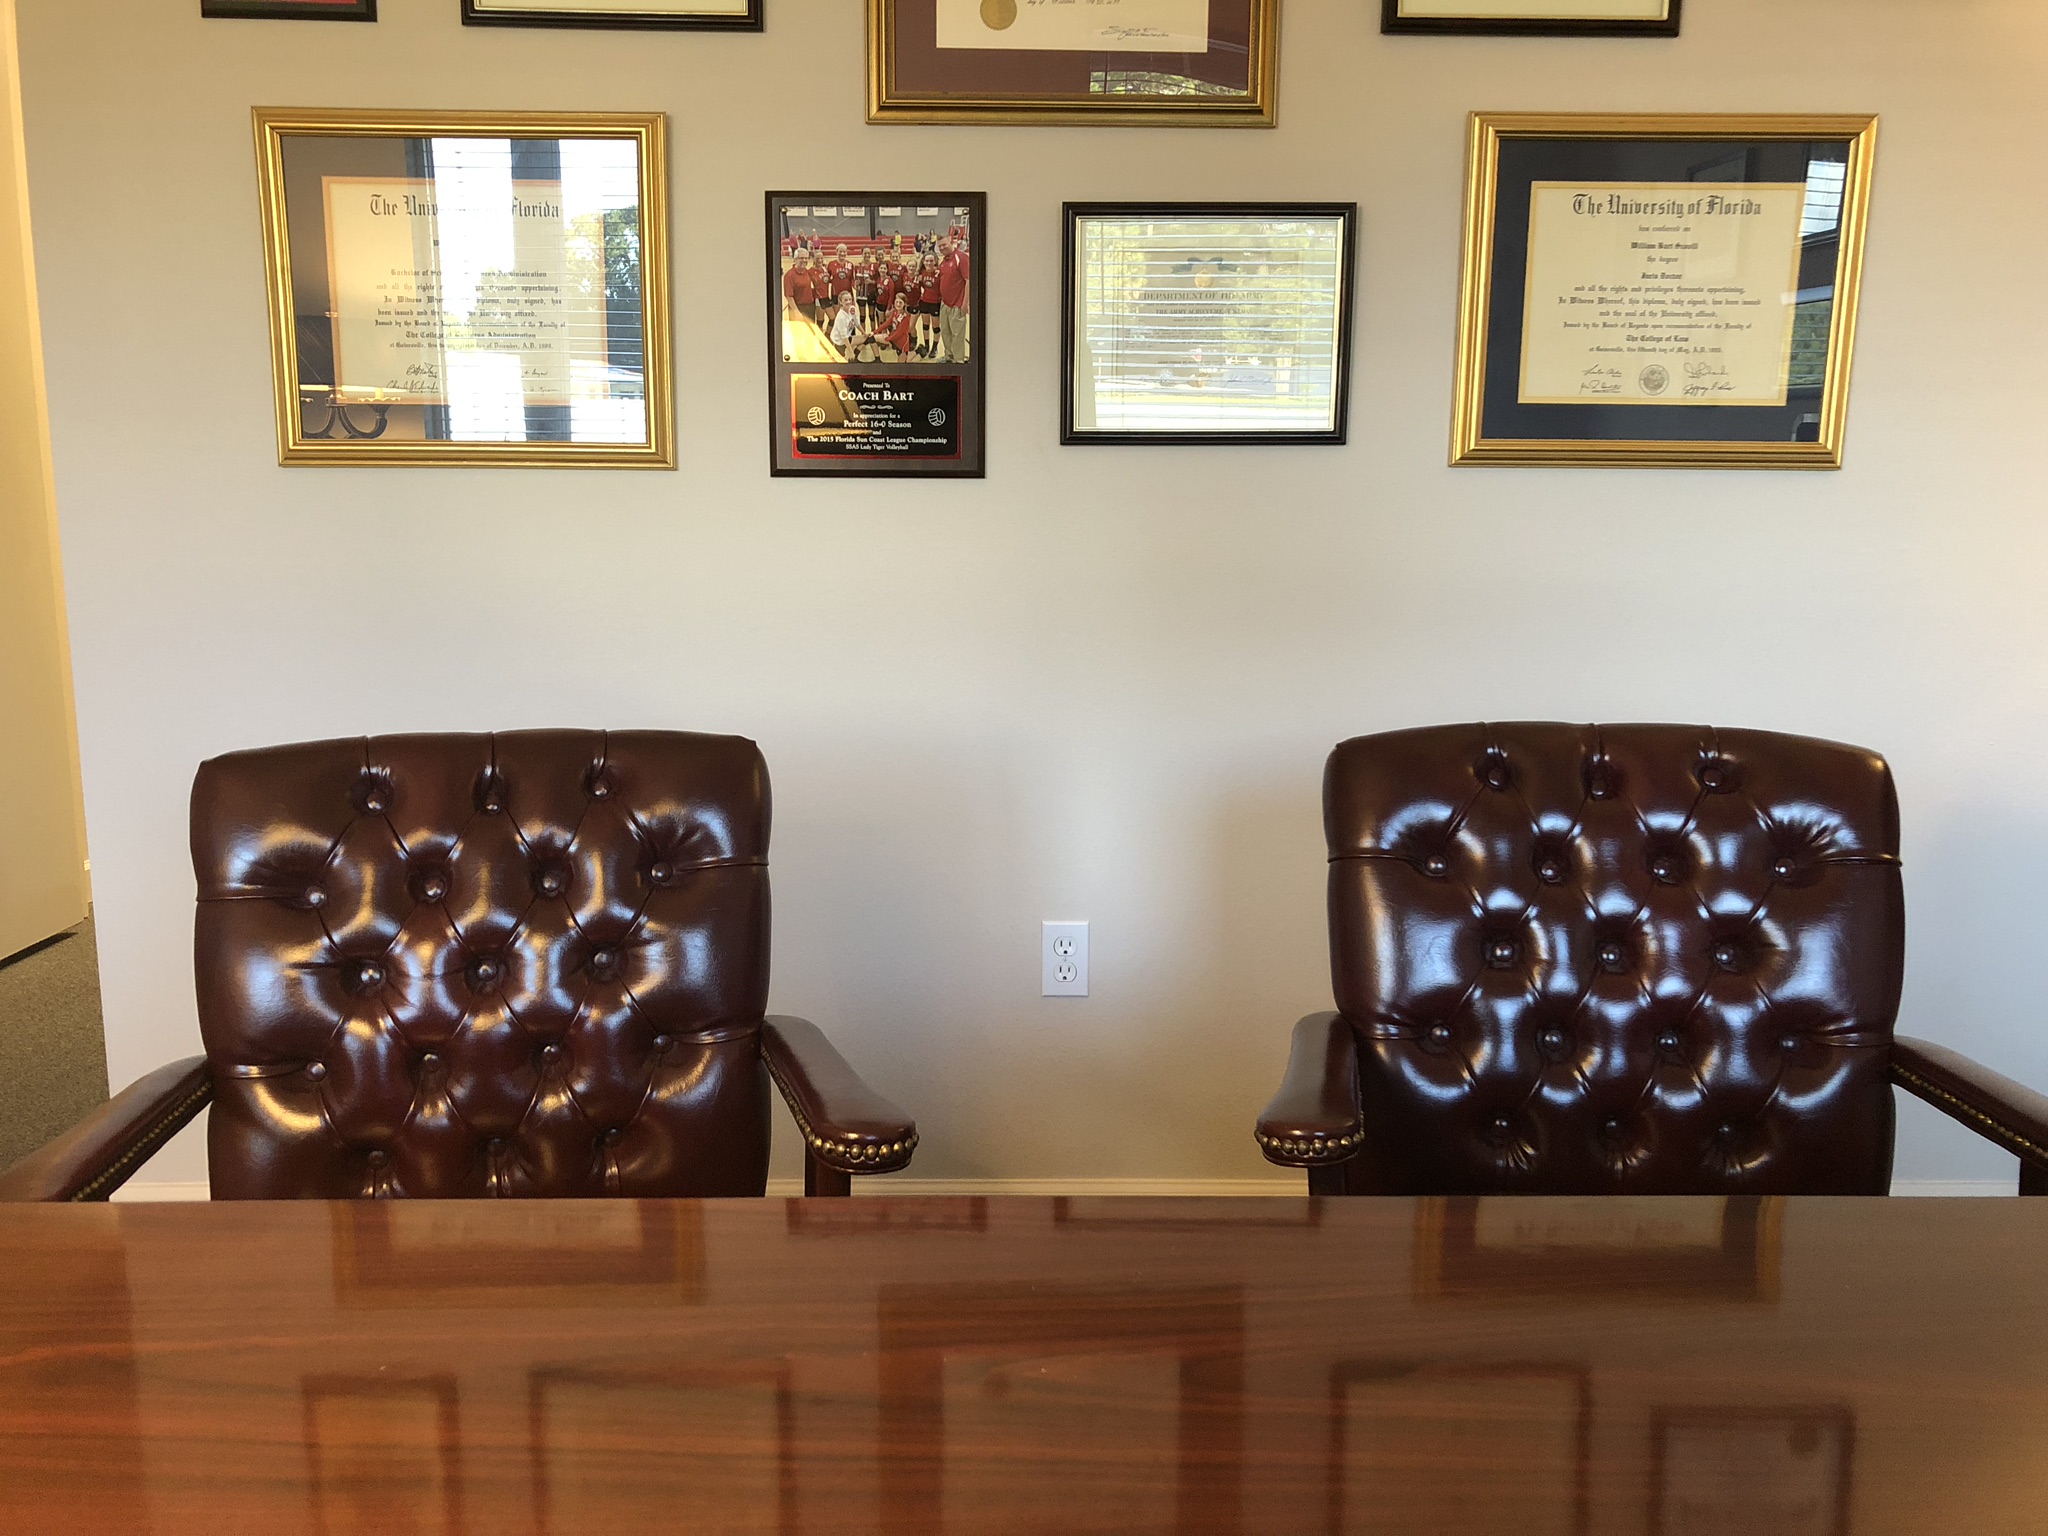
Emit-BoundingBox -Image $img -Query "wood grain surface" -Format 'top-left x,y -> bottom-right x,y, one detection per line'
2,1196 -> 2045,1532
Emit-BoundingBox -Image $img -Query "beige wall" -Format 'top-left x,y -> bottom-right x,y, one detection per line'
0,0 -> 86,962
14,0 -> 2048,1187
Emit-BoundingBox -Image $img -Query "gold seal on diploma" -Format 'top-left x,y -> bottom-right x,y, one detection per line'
980,0 -> 1017,28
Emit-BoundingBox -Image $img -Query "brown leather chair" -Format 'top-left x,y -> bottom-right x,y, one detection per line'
0,731 -> 916,1201
1257,723 -> 2048,1195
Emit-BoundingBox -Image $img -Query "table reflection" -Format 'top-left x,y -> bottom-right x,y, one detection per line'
5,1197 -> 2048,1532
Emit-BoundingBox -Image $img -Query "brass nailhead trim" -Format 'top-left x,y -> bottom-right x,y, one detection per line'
1892,1062 -> 2048,1168
763,1051 -> 917,1175
1254,1126 -> 1365,1166
72,1079 -> 215,1202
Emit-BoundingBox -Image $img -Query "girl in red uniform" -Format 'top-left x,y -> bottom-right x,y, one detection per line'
879,294 -> 916,362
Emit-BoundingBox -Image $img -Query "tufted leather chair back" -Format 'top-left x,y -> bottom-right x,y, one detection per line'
192,731 -> 774,1199
1325,724 -> 1903,1195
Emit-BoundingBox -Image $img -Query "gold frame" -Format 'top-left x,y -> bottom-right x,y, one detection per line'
253,107 -> 674,468
865,0 -> 1280,128
1451,112 -> 1878,469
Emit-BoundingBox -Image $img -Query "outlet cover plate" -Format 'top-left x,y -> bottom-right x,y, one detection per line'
1042,921 -> 1088,997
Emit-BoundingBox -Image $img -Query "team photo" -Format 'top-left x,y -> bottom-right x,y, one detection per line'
776,202 -> 972,367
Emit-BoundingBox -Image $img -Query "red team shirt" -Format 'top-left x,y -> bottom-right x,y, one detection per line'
783,265 -> 816,307
937,249 -> 970,311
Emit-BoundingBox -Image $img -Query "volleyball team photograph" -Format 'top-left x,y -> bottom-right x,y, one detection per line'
776,204 -> 973,367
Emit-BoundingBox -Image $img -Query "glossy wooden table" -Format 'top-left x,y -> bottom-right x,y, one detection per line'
3,1196 -> 2045,1533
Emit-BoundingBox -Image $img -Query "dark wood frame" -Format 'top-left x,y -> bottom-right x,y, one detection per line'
461,0 -> 761,29
1061,201 -> 1358,447
203,0 -> 375,18
764,189 -> 987,479
1382,0 -> 1680,36
1327,1362 -> 1591,1535
1649,1405 -> 1853,1536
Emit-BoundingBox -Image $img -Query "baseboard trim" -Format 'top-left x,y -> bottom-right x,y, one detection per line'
111,1180 -> 210,1203
111,1175 -> 2014,1202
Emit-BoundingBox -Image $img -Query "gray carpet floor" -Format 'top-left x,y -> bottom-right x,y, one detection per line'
0,915 -> 111,1170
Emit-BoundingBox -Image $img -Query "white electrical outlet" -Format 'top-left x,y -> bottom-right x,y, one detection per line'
1042,921 -> 1089,997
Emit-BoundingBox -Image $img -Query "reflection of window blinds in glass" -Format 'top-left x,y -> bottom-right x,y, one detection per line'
1800,160 -> 1846,237
1078,217 -> 1345,433
425,137 -> 643,444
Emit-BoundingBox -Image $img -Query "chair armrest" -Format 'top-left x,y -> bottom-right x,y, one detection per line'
1255,1012 -> 1365,1167
0,1056 -> 213,1202
1892,1036 -> 2048,1178
761,1017 -> 917,1176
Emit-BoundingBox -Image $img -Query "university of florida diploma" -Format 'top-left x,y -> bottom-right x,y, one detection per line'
1517,181 -> 1809,407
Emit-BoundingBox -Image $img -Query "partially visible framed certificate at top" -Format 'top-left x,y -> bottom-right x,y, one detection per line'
867,0 -> 1279,126
1451,113 -> 1878,468
1384,0 -> 1679,35
253,108 -> 673,467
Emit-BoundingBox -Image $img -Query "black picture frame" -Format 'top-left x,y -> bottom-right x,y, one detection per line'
765,191 -> 986,480
1061,201 -> 1358,448
461,0 -> 762,29
202,0 -> 375,18
1382,0 -> 1680,37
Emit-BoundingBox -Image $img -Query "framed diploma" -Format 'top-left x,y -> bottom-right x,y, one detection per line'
766,192 -> 986,478
253,109 -> 673,468
204,0 -> 375,18
866,0 -> 1279,127
1062,202 -> 1357,446
1451,113 -> 1877,468
1383,0 -> 1679,36
461,0 -> 760,28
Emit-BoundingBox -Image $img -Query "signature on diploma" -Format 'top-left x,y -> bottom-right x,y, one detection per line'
1683,360 -> 1734,398
1102,26 -> 1170,40
1580,364 -> 1623,397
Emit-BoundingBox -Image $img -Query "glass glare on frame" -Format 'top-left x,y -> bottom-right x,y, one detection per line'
1070,214 -> 1348,436
299,133 -> 647,447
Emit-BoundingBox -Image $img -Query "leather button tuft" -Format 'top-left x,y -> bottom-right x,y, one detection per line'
1772,858 -> 1797,880
304,886 -> 327,908
537,868 -> 566,897
1486,938 -> 1518,969
487,1137 -> 507,1154
357,961 -> 385,989
1490,1115 -> 1512,1137
1427,1023 -> 1452,1046
471,958 -> 502,992
1781,1035 -> 1802,1053
1717,1123 -> 1736,1140
590,947 -> 620,977
651,1034 -> 674,1052
1657,1031 -> 1681,1052
1536,858 -> 1564,884
602,1128 -> 624,1146
1711,942 -> 1742,971
420,1052 -> 440,1069
649,862 -> 674,886
590,778 -> 613,800
1602,1117 -> 1624,1138
1651,855 -> 1682,884
1423,855 -> 1449,879
420,874 -> 448,901
540,1043 -> 561,1063
367,1149 -> 389,1168
1597,941 -> 1627,973
1540,1028 -> 1566,1052
1481,759 -> 1511,791
305,1061 -> 327,1081
483,799 -> 502,815
1699,763 -> 1729,792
